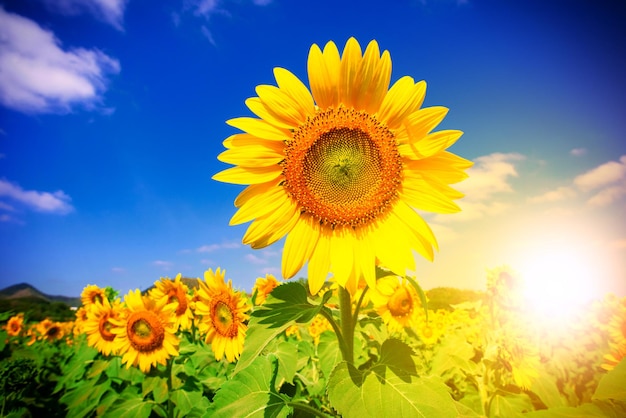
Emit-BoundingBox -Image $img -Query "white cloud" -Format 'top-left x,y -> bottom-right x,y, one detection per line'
587,184 -> 626,207
201,25 -> 216,46
573,156 -> 626,191
245,254 -> 268,264
153,260 -> 173,269
0,179 -> 74,214
252,0 -> 273,5
196,242 -> 240,253
437,152 -> 523,223
0,7 -> 120,114
528,186 -> 576,204
37,0 -> 128,30
111,267 -> 126,273
570,148 -> 587,157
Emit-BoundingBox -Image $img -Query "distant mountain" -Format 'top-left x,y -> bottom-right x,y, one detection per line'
0,283 -> 81,307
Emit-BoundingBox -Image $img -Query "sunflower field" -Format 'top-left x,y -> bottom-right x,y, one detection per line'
1,266 -> 626,417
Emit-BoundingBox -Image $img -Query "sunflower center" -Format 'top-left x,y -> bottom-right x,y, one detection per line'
283,107 -> 402,228
387,286 -> 413,317
99,315 -> 116,342
212,300 -> 237,337
421,325 -> 433,338
127,311 -> 165,352
168,288 -> 188,316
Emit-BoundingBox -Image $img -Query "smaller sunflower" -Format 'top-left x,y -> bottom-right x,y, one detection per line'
5,313 -> 24,337
81,284 -> 108,310
84,298 -> 124,356
601,341 -> 626,371
308,314 -> 334,346
194,268 -> 250,363
110,290 -> 179,373
251,274 -> 280,305
370,275 -> 421,334
607,301 -> 626,346
42,321 -> 64,342
150,273 -> 194,331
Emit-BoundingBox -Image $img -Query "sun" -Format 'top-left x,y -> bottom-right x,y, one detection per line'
517,243 -> 599,320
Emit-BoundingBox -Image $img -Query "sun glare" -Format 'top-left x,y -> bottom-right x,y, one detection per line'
518,244 -> 599,321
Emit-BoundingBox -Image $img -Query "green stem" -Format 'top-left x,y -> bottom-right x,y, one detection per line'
287,401 -> 331,418
319,308 -> 350,362
166,358 -> 174,418
351,286 -> 369,331
338,286 -> 354,364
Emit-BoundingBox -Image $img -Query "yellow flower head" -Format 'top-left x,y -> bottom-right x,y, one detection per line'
308,314 -> 334,345
194,268 -> 251,363
214,37 -> 472,295
150,273 -> 194,331
110,289 -> 179,373
370,275 -> 421,334
252,274 -> 280,305
602,341 -> 626,371
84,297 -> 123,356
607,301 -> 626,346
81,284 -> 108,310
5,313 -> 24,337
41,320 -> 64,342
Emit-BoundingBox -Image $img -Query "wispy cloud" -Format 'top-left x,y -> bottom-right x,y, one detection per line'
0,7 -> 120,114
111,267 -> 126,273
573,156 -> 626,192
437,152 -> 524,222
196,241 -> 241,253
570,147 -> 587,157
153,260 -> 173,270
528,186 -> 576,204
0,179 -> 74,214
36,0 -> 128,30
245,254 -> 268,264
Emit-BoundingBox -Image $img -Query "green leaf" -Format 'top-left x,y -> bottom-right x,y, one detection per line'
86,359 -> 111,379
234,282 -> 328,374
170,389 -> 204,417
318,331 -> 342,379
524,400 -> 626,418
102,397 -> 152,418
142,376 -> 169,404
327,361 -> 456,418
531,373 -> 566,408
266,340 -> 298,384
593,358 -> 626,402
211,355 -> 292,418
430,335 -> 477,376
488,393 -> 532,418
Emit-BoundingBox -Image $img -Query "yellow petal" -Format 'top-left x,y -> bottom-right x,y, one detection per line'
213,165 -> 282,185
404,106 -> 449,141
373,215 -> 414,275
393,201 -> 438,255
273,67 -> 316,119
245,97 -> 295,130
329,226 -> 354,288
339,37 -> 362,107
227,117 -> 290,141
401,177 -> 462,213
234,179 -> 281,208
256,84 -> 305,127
223,133 -> 285,152
378,78 -> 426,130
409,130 -> 463,159
282,215 -> 320,279
307,231 -> 331,295
246,198 -> 300,249
218,145 -> 283,167
354,228 -> 376,289
354,41 -> 392,114
230,185 -> 288,225
405,152 -> 473,184
308,41 -> 340,109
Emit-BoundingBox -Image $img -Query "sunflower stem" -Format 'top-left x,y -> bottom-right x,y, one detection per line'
351,285 -> 369,331
166,358 -> 174,418
319,307 -> 350,362
338,286 -> 354,364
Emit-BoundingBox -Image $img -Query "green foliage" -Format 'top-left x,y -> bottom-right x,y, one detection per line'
426,287 -> 485,311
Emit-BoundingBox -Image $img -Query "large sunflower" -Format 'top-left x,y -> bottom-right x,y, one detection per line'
194,268 -> 250,363
110,290 -> 179,373
214,37 -> 471,294
83,297 -> 123,356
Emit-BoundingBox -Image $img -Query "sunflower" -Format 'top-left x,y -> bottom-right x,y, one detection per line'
213,38 -> 471,294
110,289 -> 179,373
150,274 -> 194,331
370,275 -> 421,334
601,341 -> 626,371
194,268 -> 250,362
42,321 -> 64,342
308,314 -> 334,345
81,284 -> 108,310
5,313 -> 24,337
251,273 -> 280,305
84,298 -> 123,356
607,300 -> 626,346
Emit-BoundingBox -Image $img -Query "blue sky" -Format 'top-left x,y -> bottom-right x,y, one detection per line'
1,0 -> 625,303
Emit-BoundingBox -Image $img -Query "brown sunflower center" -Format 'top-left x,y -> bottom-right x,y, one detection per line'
98,314 -> 116,342
127,311 -> 165,352
46,326 -> 60,338
168,288 -> 188,316
388,286 -> 413,317
283,107 -> 402,228
212,300 -> 237,337
92,294 -> 104,304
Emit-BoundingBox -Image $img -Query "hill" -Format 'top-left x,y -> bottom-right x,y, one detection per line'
0,283 -> 81,307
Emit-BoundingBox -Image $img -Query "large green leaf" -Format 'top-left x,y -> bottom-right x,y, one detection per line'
593,358 -> 626,402
142,376 -> 169,404
531,373 -> 565,408
234,282 -> 330,374
327,341 -> 455,418
318,331 -> 342,379
102,397 -> 152,418
170,389 -> 204,417
489,393 -> 532,418
265,340 -> 298,384
210,355 -> 292,418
